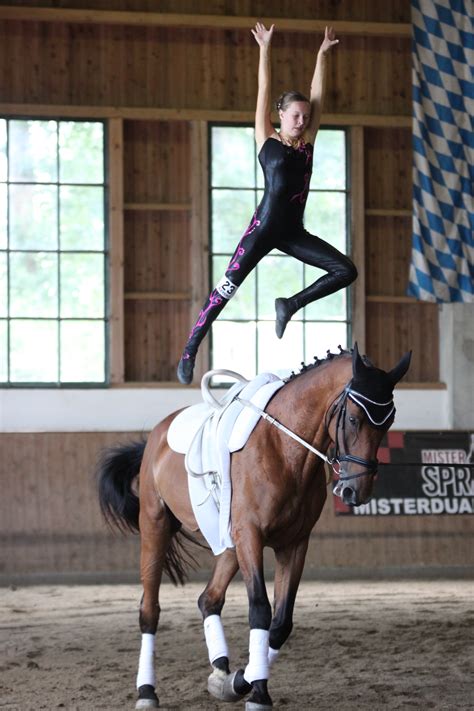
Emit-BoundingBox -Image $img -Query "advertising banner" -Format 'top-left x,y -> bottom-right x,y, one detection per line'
334,431 -> 474,516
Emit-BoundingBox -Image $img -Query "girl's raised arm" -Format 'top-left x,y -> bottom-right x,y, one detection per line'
306,26 -> 339,144
251,22 -> 277,150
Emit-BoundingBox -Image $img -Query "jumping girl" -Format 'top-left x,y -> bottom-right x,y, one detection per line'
177,23 -> 357,384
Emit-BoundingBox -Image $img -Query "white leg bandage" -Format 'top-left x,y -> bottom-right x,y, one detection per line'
136,633 -> 156,689
244,628 -> 270,683
204,614 -> 229,664
268,646 -> 280,667
215,275 -> 238,300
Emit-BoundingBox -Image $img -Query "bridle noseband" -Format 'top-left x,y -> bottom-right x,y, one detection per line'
328,382 -> 395,485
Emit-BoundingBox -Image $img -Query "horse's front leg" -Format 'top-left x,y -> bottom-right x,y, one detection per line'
234,526 -> 273,710
197,548 -> 241,701
268,537 -> 309,668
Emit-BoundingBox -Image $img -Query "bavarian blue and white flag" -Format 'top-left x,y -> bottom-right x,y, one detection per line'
409,0 -> 473,302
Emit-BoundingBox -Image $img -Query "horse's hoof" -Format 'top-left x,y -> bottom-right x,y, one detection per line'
135,700 -> 159,710
208,668 -> 245,702
136,684 -> 159,709
245,703 -> 273,711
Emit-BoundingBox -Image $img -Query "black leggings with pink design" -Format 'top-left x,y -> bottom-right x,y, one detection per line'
181,215 -> 357,363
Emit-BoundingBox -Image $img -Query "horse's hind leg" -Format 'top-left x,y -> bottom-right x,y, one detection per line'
135,500 -> 172,710
198,548 -> 243,702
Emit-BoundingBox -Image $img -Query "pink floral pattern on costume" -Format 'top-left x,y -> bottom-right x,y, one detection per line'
290,171 -> 311,204
188,290 -> 223,339
290,143 -> 312,204
298,141 -> 313,166
227,210 -> 261,271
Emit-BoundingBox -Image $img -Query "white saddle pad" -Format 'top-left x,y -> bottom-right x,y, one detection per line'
167,379 -> 245,457
167,371 -> 285,554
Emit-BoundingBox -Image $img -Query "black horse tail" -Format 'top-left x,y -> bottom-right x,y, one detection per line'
97,439 -> 145,533
96,438 -> 206,586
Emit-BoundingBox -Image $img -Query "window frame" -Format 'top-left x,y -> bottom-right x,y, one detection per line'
0,115 -> 109,389
208,122 -> 352,377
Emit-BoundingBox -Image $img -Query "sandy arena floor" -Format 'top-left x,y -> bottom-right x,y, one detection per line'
1,580 -> 473,710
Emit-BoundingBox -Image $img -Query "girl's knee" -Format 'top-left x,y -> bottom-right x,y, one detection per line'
340,258 -> 357,285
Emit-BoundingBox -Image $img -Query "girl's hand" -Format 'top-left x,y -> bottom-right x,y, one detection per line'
251,22 -> 275,48
319,26 -> 339,54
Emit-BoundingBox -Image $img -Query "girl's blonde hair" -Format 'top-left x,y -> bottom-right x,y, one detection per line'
275,91 -> 310,112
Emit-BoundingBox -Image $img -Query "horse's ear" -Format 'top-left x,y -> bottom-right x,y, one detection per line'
351,342 -> 366,378
388,351 -> 412,386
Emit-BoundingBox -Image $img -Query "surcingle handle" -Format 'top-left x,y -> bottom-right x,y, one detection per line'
201,369 -> 249,410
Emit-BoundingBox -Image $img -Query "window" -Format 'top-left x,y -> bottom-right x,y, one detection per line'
210,125 -> 349,378
0,118 -> 106,385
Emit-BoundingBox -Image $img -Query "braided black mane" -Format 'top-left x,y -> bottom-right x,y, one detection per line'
284,345 -> 373,382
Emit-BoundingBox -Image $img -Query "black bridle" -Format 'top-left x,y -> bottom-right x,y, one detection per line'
327,382 -> 395,483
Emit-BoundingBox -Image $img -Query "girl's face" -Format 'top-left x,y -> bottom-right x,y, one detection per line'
279,101 -> 311,138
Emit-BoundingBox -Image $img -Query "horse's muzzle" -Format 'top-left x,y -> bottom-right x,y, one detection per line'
342,486 -> 358,506
341,486 -> 374,507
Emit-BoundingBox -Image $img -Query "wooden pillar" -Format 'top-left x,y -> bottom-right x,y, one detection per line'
190,120 -> 209,381
108,118 -> 125,383
350,125 -> 366,353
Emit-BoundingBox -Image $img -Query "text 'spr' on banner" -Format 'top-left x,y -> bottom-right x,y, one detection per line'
409,0 -> 473,303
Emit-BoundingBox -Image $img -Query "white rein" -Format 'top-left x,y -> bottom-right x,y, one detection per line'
235,395 -> 334,468
200,369 -> 335,470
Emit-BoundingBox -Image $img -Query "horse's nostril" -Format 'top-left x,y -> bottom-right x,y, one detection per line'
342,487 -> 355,503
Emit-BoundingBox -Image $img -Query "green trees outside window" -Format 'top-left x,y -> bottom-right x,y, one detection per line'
0,119 -> 106,385
210,125 -> 350,378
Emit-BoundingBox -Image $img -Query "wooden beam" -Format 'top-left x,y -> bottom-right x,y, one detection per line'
350,126 -> 365,353
124,291 -> 190,300
0,103 -> 412,127
190,121 -> 210,380
0,7 -> 411,37
124,202 -> 192,211
366,208 -> 411,217
108,118 -> 125,385
366,295 -> 423,304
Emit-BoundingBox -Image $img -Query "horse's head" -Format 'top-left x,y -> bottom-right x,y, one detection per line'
329,343 -> 411,507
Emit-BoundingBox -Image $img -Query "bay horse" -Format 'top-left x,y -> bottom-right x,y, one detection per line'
98,344 -> 411,710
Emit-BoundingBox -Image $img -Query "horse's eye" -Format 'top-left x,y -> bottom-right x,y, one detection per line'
348,415 -> 357,425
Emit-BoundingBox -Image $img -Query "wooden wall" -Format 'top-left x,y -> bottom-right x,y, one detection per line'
363,128 -> 439,380
1,432 -> 471,583
0,23 -> 411,115
123,120 -> 192,381
0,433 -> 142,579
0,1 -> 412,24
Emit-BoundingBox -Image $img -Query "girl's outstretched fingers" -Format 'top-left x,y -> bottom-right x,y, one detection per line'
251,22 -> 274,46
320,25 -> 339,53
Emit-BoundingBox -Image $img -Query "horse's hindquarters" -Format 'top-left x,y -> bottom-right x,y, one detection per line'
152,446 -> 199,532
